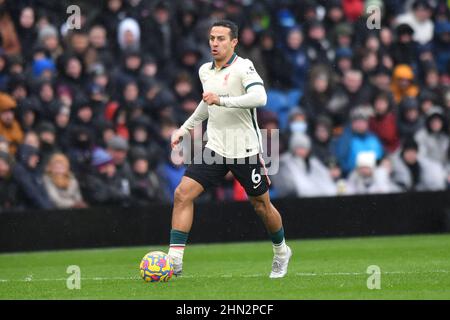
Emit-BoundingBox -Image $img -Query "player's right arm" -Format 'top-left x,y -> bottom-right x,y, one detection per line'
171,63 -> 210,149
171,100 -> 209,149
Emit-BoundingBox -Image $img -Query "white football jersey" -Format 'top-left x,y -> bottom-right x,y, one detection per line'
187,53 -> 266,159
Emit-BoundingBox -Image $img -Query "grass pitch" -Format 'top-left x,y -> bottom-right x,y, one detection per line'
0,234 -> 449,299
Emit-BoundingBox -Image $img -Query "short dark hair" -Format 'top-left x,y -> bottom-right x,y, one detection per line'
211,20 -> 239,39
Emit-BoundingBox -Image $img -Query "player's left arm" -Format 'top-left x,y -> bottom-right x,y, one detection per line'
203,60 -> 267,109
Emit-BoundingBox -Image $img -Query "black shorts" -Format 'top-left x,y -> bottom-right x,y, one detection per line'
184,148 -> 270,197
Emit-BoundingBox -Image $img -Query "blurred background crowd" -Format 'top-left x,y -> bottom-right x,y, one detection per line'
0,0 -> 450,211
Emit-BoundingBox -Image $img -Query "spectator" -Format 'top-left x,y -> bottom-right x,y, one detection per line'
157,150 -> 185,202
37,24 -> 63,61
117,18 -> 141,53
17,98 -> 41,133
391,23 -> 419,67
36,121 -> 58,166
414,107 -> 449,167
391,138 -> 446,191
82,147 -> 131,206
334,107 -> 384,176
397,96 -> 425,139
236,25 -> 268,85
128,117 -> 164,168
433,21 -> 450,75
0,0 -> 21,55
0,150 -> 19,209
273,133 -> 336,198
304,20 -> 334,65
53,105 -> 71,152
332,69 -> 373,127
129,147 -> 169,205
282,26 -> 309,89
346,151 -> 399,195
106,135 -> 133,180
311,115 -> 336,166
0,92 -> 23,154
301,64 -> 341,128
390,64 -> 419,104
13,144 -> 53,209
369,90 -> 400,153
396,0 -> 434,45
259,31 -> 292,89
42,153 -> 86,209
16,6 -> 37,61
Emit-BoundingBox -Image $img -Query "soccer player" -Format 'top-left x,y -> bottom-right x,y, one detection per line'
168,20 -> 292,278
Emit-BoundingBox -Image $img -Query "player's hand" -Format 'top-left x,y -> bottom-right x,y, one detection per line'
171,128 -> 185,149
202,92 -> 220,105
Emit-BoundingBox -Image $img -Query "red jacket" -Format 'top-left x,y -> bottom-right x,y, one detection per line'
369,112 -> 400,153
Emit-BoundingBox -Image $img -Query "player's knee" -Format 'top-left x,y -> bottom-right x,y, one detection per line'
250,197 -> 270,216
174,184 -> 194,205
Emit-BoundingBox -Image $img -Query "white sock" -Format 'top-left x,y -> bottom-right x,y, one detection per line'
168,246 -> 185,267
273,239 -> 288,257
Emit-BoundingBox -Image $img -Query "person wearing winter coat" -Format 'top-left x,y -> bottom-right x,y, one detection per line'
272,132 -> 337,198
397,96 -> 425,139
369,90 -> 400,154
81,148 -> 132,207
0,92 -> 23,155
414,107 -> 449,167
129,147 -> 169,205
391,138 -> 446,192
390,64 -> 419,104
42,153 -> 86,209
12,144 -> 53,209
334,107 -> 384,176
0,150 -> 20,209
345,151 -> 399,195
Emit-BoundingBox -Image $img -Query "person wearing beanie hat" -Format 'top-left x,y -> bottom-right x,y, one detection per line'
82,147 -> 132,206
106,135 -> 133,181
129,146 -> 169,205
414,107 -> 449,166
397,97 -> 425,139
0,92 -> 24,155
345,151 -> 398,195
391,137 -> 446,191
272,132 -> 337,198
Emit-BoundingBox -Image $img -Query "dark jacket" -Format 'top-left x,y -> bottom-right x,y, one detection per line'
12,144 -> 53,209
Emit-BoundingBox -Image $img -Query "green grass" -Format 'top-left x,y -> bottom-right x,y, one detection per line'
1,234 -> 450,299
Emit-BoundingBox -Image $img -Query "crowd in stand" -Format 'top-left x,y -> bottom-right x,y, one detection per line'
0,0 -> 450,211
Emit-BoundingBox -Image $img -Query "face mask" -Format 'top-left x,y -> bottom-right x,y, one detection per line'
290,121 -> 308,133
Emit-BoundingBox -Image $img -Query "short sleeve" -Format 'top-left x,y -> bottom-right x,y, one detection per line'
240,59 -> 264,92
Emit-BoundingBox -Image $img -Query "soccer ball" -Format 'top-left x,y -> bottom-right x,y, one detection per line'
139,251 -> 174,282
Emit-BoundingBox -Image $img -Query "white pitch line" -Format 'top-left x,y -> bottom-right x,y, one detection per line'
0,270 -> 448,283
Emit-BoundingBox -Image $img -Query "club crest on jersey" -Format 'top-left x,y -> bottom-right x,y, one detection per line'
223,73 -> 230,86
